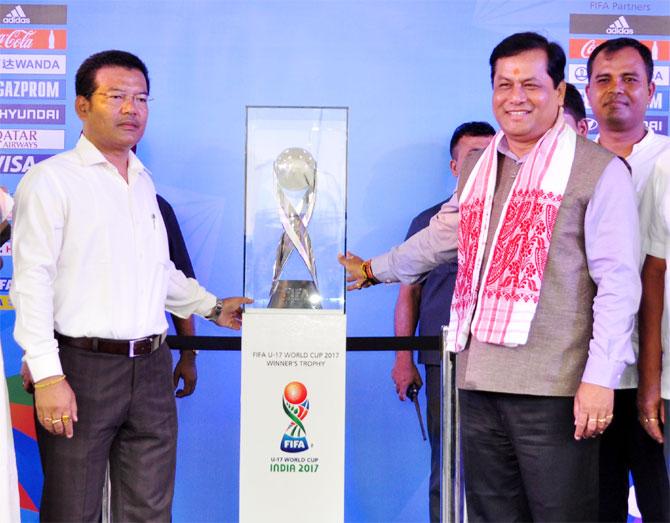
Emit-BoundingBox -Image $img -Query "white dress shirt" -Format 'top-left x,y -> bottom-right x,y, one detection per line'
596,130 -> 670,389
11,136 -> 216,381
640,147 -> 670,399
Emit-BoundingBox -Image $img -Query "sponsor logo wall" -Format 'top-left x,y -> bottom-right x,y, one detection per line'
0,5 -> 67,516
569,13 -> 670,136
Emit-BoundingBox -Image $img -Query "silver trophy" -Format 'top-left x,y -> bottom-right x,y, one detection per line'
268,147 -> 322,309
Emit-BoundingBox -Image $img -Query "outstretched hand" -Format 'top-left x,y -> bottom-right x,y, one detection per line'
338,251 -> 373,291
213,297 -> 254,330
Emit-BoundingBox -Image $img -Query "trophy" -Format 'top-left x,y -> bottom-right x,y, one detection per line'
244,106 -> 348,311
269,147 -> 322,308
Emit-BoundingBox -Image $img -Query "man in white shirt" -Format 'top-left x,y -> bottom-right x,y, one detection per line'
639,147 -> 670,481
11,50 -> 250,522
586,37 -> 670,522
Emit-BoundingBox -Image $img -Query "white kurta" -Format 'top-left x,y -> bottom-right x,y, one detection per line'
1,352 -> 20,522
0,190 -> 19,521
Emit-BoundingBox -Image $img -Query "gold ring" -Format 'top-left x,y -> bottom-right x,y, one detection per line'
597,418 -> 607,423
62,414 -> 70,423
44,417 -> 52,423
606,414 -> 614,420
51,418 -> 62,424
644,417 -> 659,423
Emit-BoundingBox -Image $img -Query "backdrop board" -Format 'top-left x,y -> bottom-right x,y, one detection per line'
239,309 -> 346,523
1,2 -> 669,522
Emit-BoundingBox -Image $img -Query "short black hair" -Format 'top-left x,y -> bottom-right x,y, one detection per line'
489,32 -> 566,88
76,50 -> 150,98
449,121 -> 496,158
563,83 -> 586,122
586,38 -> 653,84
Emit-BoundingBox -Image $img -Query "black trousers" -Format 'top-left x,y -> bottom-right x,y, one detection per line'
37,342 -> 177,522
599,388 -> 669,522
425,364 -> 441,523
460,390 -> 599,522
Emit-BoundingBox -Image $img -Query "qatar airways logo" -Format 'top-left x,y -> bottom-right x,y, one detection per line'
0,129 -> 64,150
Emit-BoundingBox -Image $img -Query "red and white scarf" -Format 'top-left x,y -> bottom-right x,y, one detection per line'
446,114 -> 576,352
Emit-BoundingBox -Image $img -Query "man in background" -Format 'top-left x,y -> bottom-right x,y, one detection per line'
586,37 -> 670,522
563,82 -> 589,136
157,194 -> 199,397
638,147 -> 670,483
391,121 -> 494,522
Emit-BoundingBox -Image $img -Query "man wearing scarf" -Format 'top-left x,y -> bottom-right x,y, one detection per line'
340,32 -> 640,522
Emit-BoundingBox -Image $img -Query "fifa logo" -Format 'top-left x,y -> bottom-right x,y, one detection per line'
280,381 -> 309,453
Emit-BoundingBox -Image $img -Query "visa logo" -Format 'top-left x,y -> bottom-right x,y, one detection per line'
0,154 -> 51,173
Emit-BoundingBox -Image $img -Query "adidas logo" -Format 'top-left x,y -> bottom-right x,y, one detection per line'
2,5 -> 30,24
606,15 -> 634,35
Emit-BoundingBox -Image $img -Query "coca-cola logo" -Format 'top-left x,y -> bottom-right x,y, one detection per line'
580,39 -> 597,59
0,30 -> 35,49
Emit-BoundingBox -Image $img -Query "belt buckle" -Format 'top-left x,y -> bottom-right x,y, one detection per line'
128,338 -> 144,358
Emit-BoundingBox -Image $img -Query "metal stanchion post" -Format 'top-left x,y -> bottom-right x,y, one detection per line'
441,326 -> 465,522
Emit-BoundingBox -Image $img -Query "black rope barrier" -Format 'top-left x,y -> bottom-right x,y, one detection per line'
166,335 -> 441,352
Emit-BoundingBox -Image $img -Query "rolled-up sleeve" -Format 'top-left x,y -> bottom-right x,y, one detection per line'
582,157 -> 641,388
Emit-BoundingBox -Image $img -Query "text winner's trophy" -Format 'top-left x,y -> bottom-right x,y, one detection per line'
268,147 -> 321,309
244,106 -> 348,311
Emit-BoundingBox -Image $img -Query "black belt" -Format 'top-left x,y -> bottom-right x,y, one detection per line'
55,332 -> 166,357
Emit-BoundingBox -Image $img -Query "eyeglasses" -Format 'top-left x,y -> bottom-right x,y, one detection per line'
92,91 -> 153,109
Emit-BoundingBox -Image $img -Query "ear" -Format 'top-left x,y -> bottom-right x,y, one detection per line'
450,158 -> 458,177
577,119 -> 589,137
648,81 -> 656,104
556,80 -> 566,105
75,95 -> 90,121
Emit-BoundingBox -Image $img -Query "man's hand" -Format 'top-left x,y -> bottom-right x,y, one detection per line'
213,297 -> 254,329
392,351 -> 422,401
638,254 -> 666,444
573,382 -> 614,440
20,361 -> 34,393
337,251 -> 369,291
34,377 -> 78,438
637,380 -> 665,444
173,350 -> 197,398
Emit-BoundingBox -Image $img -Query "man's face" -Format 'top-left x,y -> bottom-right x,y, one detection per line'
75,65 -> 149,154
450,134 -> 494,176
492,49 -> 565,155
586,47 -> 654,133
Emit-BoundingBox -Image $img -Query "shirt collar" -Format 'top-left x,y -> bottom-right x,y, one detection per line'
629,128 -> 655,157
497,135 -> 527,164
594,128 -> 655,159
75,134 -> 150,178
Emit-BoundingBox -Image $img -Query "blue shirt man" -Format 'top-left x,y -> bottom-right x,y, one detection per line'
391,121 -> 495,522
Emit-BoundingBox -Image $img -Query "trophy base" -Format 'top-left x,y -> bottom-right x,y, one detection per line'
268,280 -> 322,309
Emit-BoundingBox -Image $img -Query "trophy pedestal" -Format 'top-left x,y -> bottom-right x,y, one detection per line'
268,280 -> 322,309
